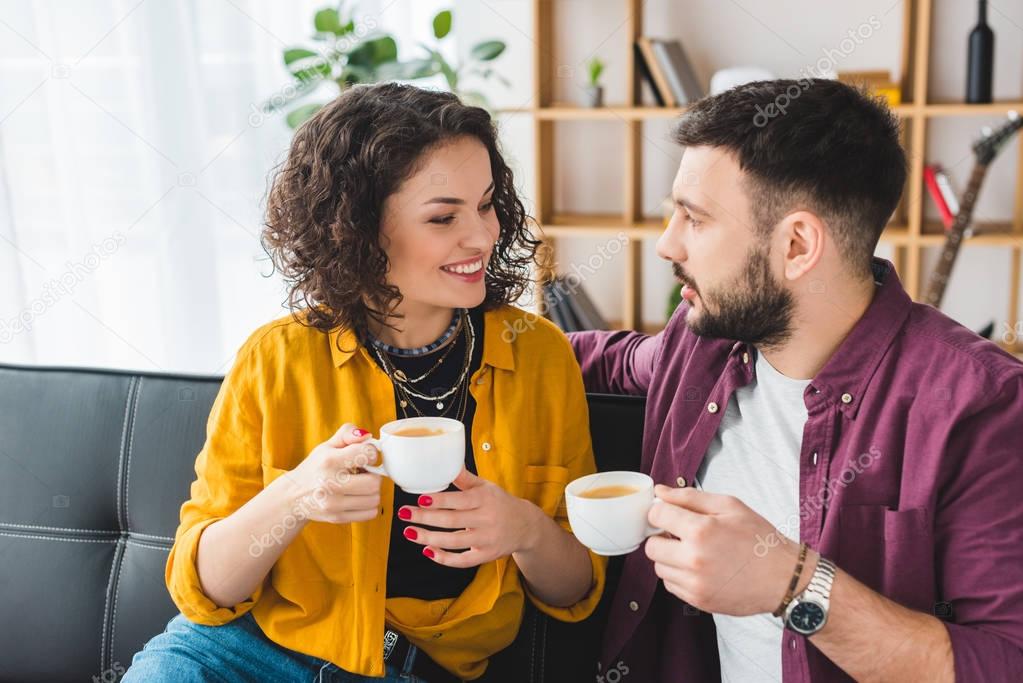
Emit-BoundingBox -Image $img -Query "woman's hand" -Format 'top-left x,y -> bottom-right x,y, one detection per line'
275,423 -> 383,525
398,468 -> 542,568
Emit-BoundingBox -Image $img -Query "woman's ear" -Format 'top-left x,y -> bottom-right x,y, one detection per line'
779,210 -> 826,281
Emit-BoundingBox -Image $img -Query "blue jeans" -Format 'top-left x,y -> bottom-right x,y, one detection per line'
122,612 -> 427,682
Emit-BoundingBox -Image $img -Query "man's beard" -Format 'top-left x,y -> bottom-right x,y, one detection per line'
673,245 -> 794,349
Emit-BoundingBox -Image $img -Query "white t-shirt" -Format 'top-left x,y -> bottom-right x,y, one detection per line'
694,348 -> 810,682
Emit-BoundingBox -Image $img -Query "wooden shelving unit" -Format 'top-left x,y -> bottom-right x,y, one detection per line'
524,0 -> 1023,354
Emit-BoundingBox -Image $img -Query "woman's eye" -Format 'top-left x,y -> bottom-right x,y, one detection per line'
480,201 -> 494,213
429,215 -> 456,225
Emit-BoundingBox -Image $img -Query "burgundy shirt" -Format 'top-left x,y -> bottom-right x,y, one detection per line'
570,258 -> 1023,682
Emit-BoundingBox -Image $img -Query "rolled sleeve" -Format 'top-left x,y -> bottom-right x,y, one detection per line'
938,373 -> 1023,678
166,517 -> 265,625
567,302 -> 691,396
165,338 -> 268,625
568,329 -> 659,396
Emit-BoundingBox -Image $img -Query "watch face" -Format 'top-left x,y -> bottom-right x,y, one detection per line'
789,600 -> 826,634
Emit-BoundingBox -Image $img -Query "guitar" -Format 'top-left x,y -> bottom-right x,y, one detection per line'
923,111 -> 1022,309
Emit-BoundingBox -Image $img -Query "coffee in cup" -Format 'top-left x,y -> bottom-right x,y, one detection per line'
577,485 -> 639,499
362,417 -> 464,493
565,471 -> 664,556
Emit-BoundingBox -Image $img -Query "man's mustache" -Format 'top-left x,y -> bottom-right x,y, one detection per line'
672,263 -> 699,295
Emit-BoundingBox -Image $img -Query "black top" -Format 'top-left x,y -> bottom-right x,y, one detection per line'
367,307 -> 484,600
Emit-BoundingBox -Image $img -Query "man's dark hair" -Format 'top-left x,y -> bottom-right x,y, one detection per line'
671,78 -> 906,279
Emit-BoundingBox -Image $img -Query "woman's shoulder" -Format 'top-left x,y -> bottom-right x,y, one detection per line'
233,309 -> 335,368
485,304 -> 575,361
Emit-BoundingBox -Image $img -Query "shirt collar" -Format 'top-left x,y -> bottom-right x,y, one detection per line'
804,257 -> 911,419
328,307 -> 516,371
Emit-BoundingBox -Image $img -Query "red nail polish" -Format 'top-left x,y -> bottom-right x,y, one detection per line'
353,428 -> 367,437
397,507 -> 412,520
404,527 -> 418,540
423,547 -> 435,559
418,495 -> 433,507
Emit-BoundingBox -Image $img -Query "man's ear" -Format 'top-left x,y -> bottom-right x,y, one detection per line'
779,210 -> 826,281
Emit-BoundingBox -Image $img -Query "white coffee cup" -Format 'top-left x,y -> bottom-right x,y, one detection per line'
565,471 -> 664,556
362,417 -> 464,494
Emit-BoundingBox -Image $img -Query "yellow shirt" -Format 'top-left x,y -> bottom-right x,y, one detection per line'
165,305 -> 607,679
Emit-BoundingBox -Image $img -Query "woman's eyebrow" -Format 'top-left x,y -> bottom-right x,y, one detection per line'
423,181 -> 495,205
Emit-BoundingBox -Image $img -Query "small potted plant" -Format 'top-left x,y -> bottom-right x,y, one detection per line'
585,57 -> 605,107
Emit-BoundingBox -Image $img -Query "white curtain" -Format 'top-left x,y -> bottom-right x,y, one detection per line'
0,0 -> 448,374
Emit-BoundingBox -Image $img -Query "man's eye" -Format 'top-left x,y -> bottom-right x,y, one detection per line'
686,213 -> 701,228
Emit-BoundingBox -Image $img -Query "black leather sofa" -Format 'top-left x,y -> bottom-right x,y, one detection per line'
0,363 -> 645,683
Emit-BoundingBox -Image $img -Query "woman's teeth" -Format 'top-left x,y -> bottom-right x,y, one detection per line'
442,259 -> 483,274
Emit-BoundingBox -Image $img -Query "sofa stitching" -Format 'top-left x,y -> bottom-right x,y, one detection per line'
0,522 -> 173,541
99,539 -> 119,674
108,540 -> 125,667
0,531 -> 116,543
125,539 -> 170,551
129,531 -> 174,541
529,608 -> 537,682
539,616 -> 547,683
125,377 -> 143,533
1,522 -> 114,534
115,377 -> 135,534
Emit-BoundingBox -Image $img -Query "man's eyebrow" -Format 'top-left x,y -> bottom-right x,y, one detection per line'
423,181 -> 495,206
673,194 -> 712,216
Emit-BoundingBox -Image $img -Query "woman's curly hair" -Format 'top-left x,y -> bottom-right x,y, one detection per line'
261,82 -> 540,344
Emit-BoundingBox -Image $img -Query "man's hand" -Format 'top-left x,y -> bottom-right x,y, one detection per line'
644,484 -> 814,616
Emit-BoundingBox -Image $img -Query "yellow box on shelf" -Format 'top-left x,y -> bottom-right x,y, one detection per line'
837,70 -> 902,107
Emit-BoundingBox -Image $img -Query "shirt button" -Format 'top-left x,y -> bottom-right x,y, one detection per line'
628,600 -> 639,612
789,637 -> 797,650
707,402 -> 719,414
481,442 -> 492,452
811,451 -> 819,466
476,377 -> 485,385
841,393 -> 853,404
742,352 -> 749,364
676,476 -> 687,487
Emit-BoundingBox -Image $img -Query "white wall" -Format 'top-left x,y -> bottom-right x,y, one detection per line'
473,0 -> 1023,333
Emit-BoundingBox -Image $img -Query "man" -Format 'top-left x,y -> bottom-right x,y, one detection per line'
570,79 -> 1023,682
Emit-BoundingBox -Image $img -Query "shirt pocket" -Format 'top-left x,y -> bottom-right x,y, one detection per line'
524,465 -> 570,519
837,504 -> 934,610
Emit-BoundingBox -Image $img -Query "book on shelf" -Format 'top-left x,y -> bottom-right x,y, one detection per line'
651,39 -> 704,105
542,277 -> 609,332
633,42 -> 667,106
923,164 -> 960,230
635,38 -> 704,106
636,38 -> 676,106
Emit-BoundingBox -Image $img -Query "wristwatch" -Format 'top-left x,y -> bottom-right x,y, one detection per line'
783,556 -> 837,636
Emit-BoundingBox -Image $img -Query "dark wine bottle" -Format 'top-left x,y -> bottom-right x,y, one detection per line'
966,0 -> 994,104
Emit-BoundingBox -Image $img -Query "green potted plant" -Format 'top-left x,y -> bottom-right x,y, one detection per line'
265,3 -> 509,129
406,9 -> 509,110
585,57 -> 605,107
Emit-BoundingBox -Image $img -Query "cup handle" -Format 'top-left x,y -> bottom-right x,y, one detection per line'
645,496 -> 665,537
360,437 -> 387,476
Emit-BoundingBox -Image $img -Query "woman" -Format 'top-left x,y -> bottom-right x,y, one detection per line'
123,83 -> 605,682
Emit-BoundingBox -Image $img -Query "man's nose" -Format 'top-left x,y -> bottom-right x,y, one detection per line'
656,211 -> 687,263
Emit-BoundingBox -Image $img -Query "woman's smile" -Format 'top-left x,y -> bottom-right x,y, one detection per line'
440,255 -> 487,282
